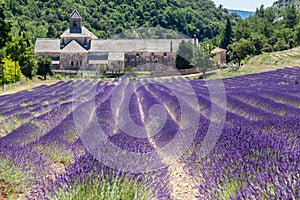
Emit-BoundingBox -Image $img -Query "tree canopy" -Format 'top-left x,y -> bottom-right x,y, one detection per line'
0,57 -> 22,84
227,3 -> 300,64
37,56 -> 53,80
0,1 -> 11,50
191,45 -> 215,76
175,41 -> 195,70
3,0 -> 239,43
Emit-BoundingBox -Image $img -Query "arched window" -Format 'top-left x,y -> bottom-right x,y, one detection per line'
73,20 -> 77,27
71,61 -> 74,67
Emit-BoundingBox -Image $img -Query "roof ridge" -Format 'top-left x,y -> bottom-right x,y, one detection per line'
61,40 -> 87,52
69,9 -> 82,19
36,38 -> 60,40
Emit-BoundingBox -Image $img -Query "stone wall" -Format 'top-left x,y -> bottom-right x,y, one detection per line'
108,60 -> 125,71
213,52 -> 226,65
60,52 -> 88,70
125,52 -> 176,70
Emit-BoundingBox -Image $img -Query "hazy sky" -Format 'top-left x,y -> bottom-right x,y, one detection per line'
212,0 -> 275,11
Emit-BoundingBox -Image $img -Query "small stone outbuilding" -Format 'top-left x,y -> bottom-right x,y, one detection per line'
211,47 -> 227,66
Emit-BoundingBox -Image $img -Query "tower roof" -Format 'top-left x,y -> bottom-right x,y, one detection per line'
69,9 -> 82,19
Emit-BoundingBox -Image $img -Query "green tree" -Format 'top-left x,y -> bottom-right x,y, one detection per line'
19,39 -> 37,79
37,56 -> 52,80
228,39 -> 256,66
0,57 -> 22,84
175,40 -> 194,70
20,49 -> 37,79
3,0 -> 239,43
256,5 -> 265,18
6,35 -> 36,79
294,23 -> 300,44
274,39 -> 289,51
250,33 -> 267,55
220,17 -> 232,50
6,36 -> 27,82
0,1 -> 11,50
0,0 -> 11,88
191,45 -> 214,76
46,25 -> 58,38
285,4 -> 298,29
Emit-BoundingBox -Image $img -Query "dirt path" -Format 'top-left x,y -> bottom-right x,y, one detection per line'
0,175 -> 9,200
168,162 -> 199,200
135,84 -> 200,200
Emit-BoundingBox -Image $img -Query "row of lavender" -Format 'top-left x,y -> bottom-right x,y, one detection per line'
187,67 -> 300,199
0,79 -> 174,199
0,67 -> 299,199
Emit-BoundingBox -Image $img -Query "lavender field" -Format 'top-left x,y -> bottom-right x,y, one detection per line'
0,67 -> 299,200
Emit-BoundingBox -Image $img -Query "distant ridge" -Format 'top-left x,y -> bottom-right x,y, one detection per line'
228,9 -> 255,19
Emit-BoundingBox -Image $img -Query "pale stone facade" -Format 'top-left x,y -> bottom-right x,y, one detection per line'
34,10 -> 194,72
211,47 -> 227,66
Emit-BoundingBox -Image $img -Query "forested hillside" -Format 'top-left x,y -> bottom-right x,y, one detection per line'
3,0 -> 239,43
271,0 -> 300,15
273,0 -> 300,9
227,3 -> 300,65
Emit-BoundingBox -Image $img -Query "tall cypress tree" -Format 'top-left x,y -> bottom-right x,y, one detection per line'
220,17 -> 232,50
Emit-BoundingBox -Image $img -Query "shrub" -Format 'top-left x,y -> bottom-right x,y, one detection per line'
0,57 -> 22,84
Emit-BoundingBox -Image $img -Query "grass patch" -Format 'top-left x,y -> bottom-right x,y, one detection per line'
20,103 -> 29,107
51,174 -> 153,200
219,179 -> 240,200
0,79 -> 59,96
206,68 -> 243,79
0,158 -> 33,199
0,117 -> 26,138
33,144 -> 73,165
279,109 -> 287,116
206,46 -> 300,80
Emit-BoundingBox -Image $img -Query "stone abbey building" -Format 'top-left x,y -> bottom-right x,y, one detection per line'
34,10 -> 195,71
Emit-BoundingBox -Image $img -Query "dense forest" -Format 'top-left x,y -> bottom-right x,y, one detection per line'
227,3 -> 300,65
3,0 -> 240,43
273,0 -> 300,9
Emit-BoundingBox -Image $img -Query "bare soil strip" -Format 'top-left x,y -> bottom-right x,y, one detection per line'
135,85 -> 199,200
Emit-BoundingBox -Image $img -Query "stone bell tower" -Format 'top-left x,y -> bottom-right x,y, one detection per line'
69,9 -> 82,33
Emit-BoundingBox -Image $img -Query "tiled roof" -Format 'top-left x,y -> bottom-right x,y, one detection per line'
35,37 -> 193,55
90,39 -> 191,53
211,47 -> 227,53
34,38 -> 61,53
60,26 -> 98,39
61,40 -> 87,53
